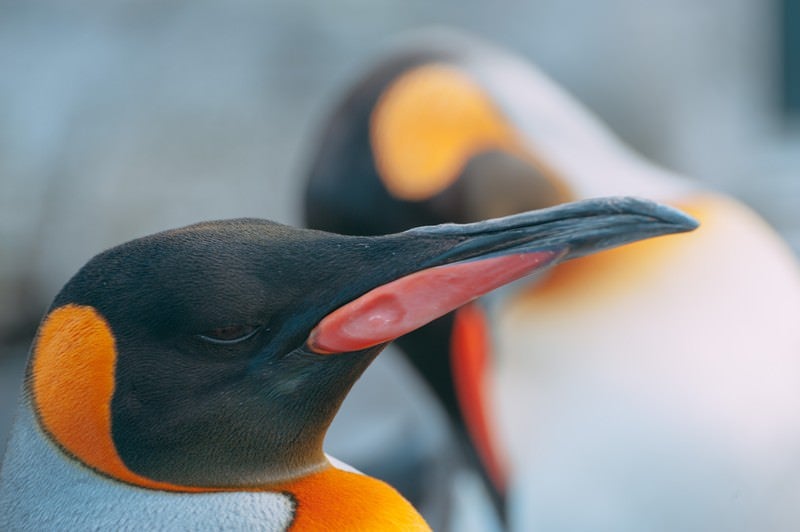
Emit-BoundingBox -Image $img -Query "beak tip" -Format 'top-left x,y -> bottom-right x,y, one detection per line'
612,196 -> 699,234
652,203 -> 700,234
679,215 -> 701,232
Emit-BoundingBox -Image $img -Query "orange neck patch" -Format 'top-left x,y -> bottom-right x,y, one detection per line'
30,304 -> 205,492
370,64 -> 525,201
274,466 -> 430,531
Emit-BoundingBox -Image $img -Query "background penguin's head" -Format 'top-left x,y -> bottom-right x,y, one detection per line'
304,32 -> 581,239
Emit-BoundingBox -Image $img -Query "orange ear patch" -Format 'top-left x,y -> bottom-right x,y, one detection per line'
31,304 -> 122,476
30,304 -> 203,492
370,64 -> 522,201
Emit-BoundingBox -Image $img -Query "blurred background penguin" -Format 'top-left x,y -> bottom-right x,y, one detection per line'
2,2 -> 800,531
303,29 -> 800,531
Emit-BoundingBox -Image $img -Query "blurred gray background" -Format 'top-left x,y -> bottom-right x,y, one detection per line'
1,0 -> 798,458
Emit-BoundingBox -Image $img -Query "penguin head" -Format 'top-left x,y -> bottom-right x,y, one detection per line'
304,31 -> 572,238
27,200 -> 696,491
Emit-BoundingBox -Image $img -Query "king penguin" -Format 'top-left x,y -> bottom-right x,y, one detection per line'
0,199 -> 695,529
303,29 -> 800,530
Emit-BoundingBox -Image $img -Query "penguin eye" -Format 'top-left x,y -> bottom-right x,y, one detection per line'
198,325 -> 260,345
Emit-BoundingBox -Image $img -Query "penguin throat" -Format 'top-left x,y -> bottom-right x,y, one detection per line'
307,251 -> 560,354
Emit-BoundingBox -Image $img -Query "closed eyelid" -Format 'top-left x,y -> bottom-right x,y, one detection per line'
197,325 -> 261,345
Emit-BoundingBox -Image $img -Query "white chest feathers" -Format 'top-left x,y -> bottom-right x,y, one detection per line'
0,403 -> 295,531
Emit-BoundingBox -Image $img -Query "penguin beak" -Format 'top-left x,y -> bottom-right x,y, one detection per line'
307,196 -> 698,354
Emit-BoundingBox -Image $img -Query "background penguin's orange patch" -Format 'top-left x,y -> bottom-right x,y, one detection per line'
451,302 -> 507,493
370,64 -> 524,200
30,304 -> 204,492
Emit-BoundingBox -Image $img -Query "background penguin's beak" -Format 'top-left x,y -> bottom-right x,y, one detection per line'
308,196 -> 697,354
